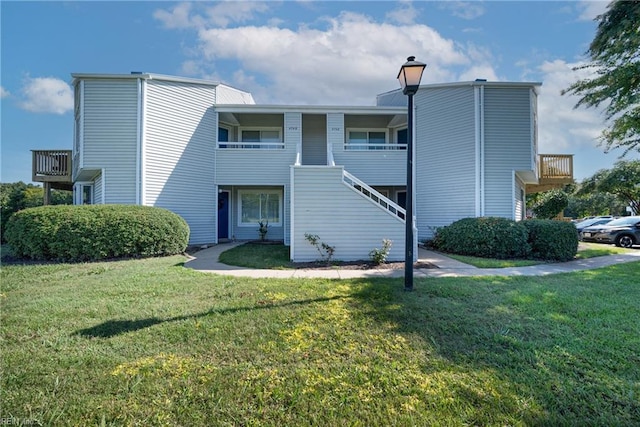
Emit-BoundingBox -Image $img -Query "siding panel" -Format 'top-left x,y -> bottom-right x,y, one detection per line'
144,80 -> 217,244
291,167 -> 405,262
415,86 -> 477,240
82,79 -> 138,204
483,87 -> 532,218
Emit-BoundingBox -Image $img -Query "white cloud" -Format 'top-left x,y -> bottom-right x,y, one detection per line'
536,59 -> 606,153
176,11 -> 489,104
440,1 -> 485,20
154,1 -> 271,29
19,76 -> 73,114
0,86 -> 9,98
386,0 -> 419,25
154,2 -> 200,29
576,0 -> 609,21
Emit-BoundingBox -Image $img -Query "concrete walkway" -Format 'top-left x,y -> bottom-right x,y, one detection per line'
184,242 -> 640,279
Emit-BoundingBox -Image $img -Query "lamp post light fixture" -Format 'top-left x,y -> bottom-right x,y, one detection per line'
397,56 -> 426,292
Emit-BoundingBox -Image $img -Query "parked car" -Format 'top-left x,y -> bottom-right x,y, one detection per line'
581,216 -> 640,248
574,217 -> 614,238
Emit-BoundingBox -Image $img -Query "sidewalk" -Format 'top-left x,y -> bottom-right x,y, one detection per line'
184,242 -> 640,279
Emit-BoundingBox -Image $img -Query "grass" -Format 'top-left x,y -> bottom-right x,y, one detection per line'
2,255 -> 639,425
218,242 -> 292,269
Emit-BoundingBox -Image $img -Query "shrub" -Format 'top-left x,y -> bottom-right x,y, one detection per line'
5,205 -> 189,262
433,217 -> 531,259
369,239 -> 392,265
304,233 -> 335,265
522,219 -> 578,261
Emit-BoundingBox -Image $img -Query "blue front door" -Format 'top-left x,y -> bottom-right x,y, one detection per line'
218,191 -> 229,239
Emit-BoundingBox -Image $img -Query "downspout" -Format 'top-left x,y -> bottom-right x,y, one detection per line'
479,84 -> 485,216
101,168 -> 106,204
474,86 -> 481,217
136,78 -> 141,204
139,78 -> 147,205
79,80 -> 85,171
289,165 -> 295,261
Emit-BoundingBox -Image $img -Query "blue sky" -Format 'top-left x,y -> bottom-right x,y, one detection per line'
2,0 -> 638,184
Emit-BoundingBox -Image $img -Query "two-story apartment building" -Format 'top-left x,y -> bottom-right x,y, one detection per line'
32,72 -> 573,262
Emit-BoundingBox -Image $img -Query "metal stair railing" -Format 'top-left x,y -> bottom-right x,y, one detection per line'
341,170 -> 406,222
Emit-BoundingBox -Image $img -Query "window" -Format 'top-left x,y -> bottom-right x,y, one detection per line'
239,190 -> 282,226
395,128 -> 408,150
346,129 -> 388,150
218,126 -> 230,148
83,185 -> 93,205
75,183 -> 93,205
238,128 -> 283,149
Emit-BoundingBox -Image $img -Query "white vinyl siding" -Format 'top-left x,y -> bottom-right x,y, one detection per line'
93,173 -> 103,204
291,166 -> 404,262
483,87 -> 533,218
144,80 -> 217,244
82,79 -> 138,203
414,86 -> 477,240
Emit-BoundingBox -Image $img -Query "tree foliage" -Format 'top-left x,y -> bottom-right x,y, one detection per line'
1,182 -> 72,241
532,189 -> 569,219
576,159 -> 640,214
562,0 -> 640,156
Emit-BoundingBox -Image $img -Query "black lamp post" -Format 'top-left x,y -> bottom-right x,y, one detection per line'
397,56 -> 426,291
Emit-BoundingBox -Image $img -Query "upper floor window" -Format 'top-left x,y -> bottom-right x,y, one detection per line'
346,128 -> 390,150
218,127 -> 284,149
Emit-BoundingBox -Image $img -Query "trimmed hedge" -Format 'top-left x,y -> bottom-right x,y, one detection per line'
5,205 -> 189,262
522,219 -> 578,262
432,217 -> 531,259
432,217 -> 579,262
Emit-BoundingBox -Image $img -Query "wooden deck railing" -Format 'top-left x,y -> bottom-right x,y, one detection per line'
32,150 -> 72,182
539,154 -> 573,180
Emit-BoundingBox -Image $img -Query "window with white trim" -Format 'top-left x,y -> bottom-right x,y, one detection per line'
238,189 -> 282,226
237,127 -> 283,149
346,128 -> 388,150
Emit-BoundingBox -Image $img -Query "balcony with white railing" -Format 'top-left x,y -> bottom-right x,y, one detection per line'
215,139 -> 296,184
332,142 -> 408,186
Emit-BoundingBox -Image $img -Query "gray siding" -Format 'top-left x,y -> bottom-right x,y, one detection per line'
82,79 -> 138,204
415,86 -> 477,240
144,80 -> 217,244
327,113 -> 344,164
483,87 -> 532,218
291,166 -> 405,262
301,114 -> 327,165
93,172 -> 103,204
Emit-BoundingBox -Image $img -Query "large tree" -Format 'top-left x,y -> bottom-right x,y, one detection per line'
562,0 -> 640,156
576,160 -> 640,214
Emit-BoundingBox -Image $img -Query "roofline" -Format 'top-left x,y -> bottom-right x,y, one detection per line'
215,104 -> 407,114
377,80 -> 543,97
70,72 -> 221,87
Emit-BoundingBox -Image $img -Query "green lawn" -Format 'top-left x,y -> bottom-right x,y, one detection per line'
2,255 -> 639,426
